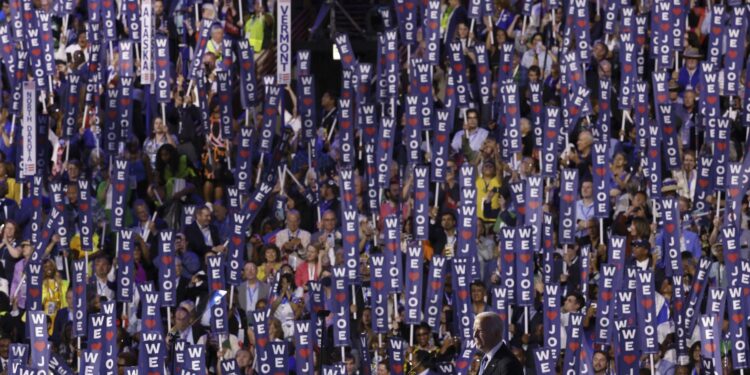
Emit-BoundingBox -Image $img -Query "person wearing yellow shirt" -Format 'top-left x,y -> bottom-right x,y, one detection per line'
206,24 -> 225,60
476,161 -> 502,223
243,1 -> 273,53
41,259 -> 69,335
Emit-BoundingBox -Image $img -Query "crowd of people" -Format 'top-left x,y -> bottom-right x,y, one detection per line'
0,0 -> 748,373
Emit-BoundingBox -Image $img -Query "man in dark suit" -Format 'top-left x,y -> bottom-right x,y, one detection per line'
473,312 -> 523,375
184,205 -> 224,263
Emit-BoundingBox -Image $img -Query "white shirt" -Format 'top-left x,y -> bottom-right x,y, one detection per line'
199,225 -> 214,247
451,127 -> 489,154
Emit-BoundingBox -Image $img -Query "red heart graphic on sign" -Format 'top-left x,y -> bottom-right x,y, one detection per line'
127,2 -> 137,11
568,341 -> 579,352
546,310 -> 557,320
31,48 -> 41,57
672,6 -> 682,15
562,194 -> 574,203
248,201 -> 259,211
532,104 -> 542,113
717,142 -> 727,152
569,106 -> 579,116
544,239 -> 552,248
641,298 -> 653,309
436,134 -> 447,143
431,280 -> 441,290
121,98 -> 131,106
29,288 -> 40,298
232,236 -> 242,246
257,337 -> 267,347
507,106 -> 517,115
503,253 -> 514,263
335,292 -> 346,303
454,63 -> 464,72
420,85 -> 430,94
728,50 -> 738,59
212,281 -> 222,291
698,179 -> 709,188
387,52 -> 397,61
712,26 -> 721,35
145,319 -> 156,329
660,23 -> 669,32
75,285 -> 84,294
456,360 -> 468,369
373,280 -> 385,290
528,201 -> 540,210
415,191 -> 426,200
265,107 -> 275,116
108,110 -> 118,119
623,354 -> 637,364
79,202 -> 89,211
546,130 -> 556,138
596,167 -> 606,176
704,342 -> 716,353
91,342 -> 102,351
407,117 -> 417,127
665,223 -> 675,233
299,347 -> 309,358
663,126 -> 673,135
106,330 -> 114,340
365,127 -> 377,136
656,94 -> 667,103
408,271 -> 420,282
649,149 -> 658,158
342,55 -> 353,65
520,254 -> 531,263
387,242 -> 398,251
344,193 -> 353,202
341,120 -> 351,129
345,234 -> 357,244
393,364 -> 404,373
733,313 -> 744,324
446,87 -> 454,96
162,255 -> 173,265
380,141 -> 391,149
462,230 -> 473,240
121,253 -> 131,262
429,21 -> 438,30
727,252 -> 738,263
457,289 -> 468,300
707,96 -> 717,105
2,45 -> 10,54
34,341 -> 46,352
405,1 -> 414,9
240,149 -> 250,158
157,59 -> 168,68
478,65 -> 488,75
602,291 -> 612,301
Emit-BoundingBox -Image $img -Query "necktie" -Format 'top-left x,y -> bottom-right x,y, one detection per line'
479,356 -> 489,375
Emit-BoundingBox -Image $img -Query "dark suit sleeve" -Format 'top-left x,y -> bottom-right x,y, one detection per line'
185,224 -> 212,259
494,346 -> 525,375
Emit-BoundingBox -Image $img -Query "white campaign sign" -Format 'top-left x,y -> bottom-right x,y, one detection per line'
21,81 -> 36,177
277,0 -> 292,85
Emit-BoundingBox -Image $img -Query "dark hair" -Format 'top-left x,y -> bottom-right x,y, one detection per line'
565,291 -> 585,310
155,144 -> 180,178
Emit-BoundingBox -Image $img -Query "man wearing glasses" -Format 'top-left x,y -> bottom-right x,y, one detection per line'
451,109 -> 489,154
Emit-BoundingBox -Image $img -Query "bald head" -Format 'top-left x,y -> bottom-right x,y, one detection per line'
473,312 -> 503,353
